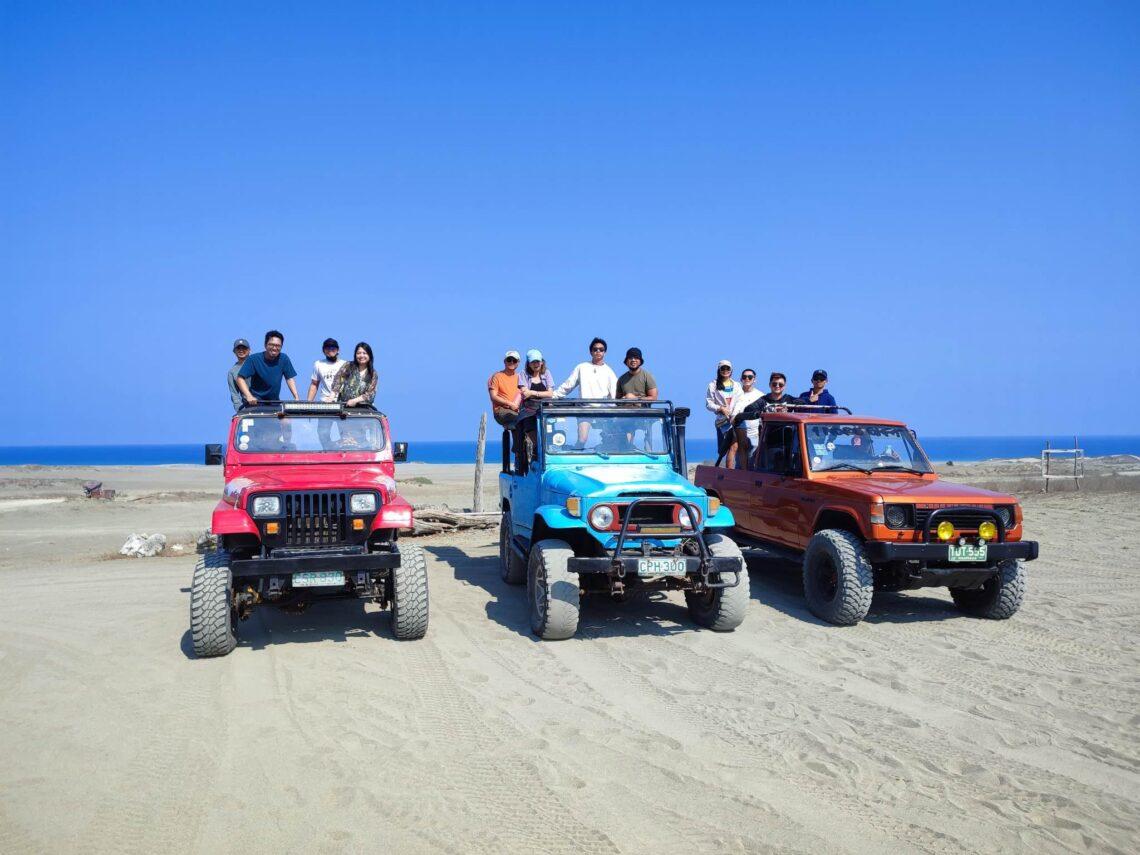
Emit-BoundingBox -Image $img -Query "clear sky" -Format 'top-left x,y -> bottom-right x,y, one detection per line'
3,1 -> 1137,445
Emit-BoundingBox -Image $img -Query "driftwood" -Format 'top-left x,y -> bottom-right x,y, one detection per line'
409,506 -> 499,537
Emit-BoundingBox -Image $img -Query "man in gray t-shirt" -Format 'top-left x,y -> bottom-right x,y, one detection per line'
616,347 -> 658,400
227,338 -> 251,411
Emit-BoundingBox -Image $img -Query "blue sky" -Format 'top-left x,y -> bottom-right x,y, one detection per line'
3,1 -> 1137,444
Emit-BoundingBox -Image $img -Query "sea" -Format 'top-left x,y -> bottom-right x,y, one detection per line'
1,436 -> 1138,466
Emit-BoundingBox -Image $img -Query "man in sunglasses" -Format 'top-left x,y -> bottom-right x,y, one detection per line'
733,371 -> 804,428
800,369 -> 837,414
553,337 -> 618,446
489,350 -> 524,426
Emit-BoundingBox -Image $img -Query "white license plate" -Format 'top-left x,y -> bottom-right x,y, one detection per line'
637,557 -> 688,576
948,544 -> 988,563
292,571 -> 346,588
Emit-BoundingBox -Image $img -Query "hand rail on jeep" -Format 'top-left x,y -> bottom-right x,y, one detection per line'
610,497 -> 740,590
237,401 -> 383,418
535,399 -> 677,414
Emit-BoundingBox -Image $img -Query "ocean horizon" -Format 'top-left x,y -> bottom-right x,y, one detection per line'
1,435 -> 1137,467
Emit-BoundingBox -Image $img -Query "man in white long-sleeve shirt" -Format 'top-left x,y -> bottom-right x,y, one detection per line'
553,337 -> 618,446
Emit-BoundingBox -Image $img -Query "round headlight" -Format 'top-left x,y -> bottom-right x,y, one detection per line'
589,505 -> 615,530
252,496 -> 280,517
678,506 -> 698,530
936,520 -> 955,541
996,506 -> 1014,528
350,493 -> 377,514
978,521 -> 997,542
884,505 -> 909,528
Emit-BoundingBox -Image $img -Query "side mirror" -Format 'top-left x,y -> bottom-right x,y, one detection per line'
393,442 -> 408,462
204,444 -> 224,466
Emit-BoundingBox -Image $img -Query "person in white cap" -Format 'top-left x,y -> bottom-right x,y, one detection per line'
228,338 -> 251,412
705,359 -> 739,467
488,350 -> 524,426
518,349 -> 555,456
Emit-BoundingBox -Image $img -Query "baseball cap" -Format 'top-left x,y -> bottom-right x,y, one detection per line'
717,359 -> 732,369
812,369 -> 828,381
525,348 -> 543,363
625,347 -> 643,362
504,350 -> 521,361
323,338 -> 339,349
233,338 -> 250,350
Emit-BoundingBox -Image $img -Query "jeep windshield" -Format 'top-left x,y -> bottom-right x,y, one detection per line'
541,411 -> 673,461
233,414 -> 388,454
805,422 -> 933,473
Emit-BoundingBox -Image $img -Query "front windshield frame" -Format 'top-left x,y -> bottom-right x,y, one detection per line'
804,422 -> 933,473
232,414 -> 389,455
539,409 -> 674,462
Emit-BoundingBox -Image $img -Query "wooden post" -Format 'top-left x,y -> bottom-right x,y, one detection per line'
1074,434 -> 1080,491
473,412 -> 486,512
1044,439 -> 1051,493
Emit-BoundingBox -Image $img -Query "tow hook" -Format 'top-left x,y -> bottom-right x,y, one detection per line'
236,587 -> 260,621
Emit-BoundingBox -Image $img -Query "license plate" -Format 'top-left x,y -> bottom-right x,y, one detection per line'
637,557 -> 688,576
948,544 -> 988,563
292,571 -> 346,588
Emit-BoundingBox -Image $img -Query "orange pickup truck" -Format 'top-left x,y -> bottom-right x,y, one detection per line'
694,410 -> 1039,625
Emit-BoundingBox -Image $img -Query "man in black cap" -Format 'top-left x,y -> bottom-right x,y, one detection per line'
616,347 -> 658,400
227,338 -> 251,412
800,369 -> 837,413
307,338 -> 347,403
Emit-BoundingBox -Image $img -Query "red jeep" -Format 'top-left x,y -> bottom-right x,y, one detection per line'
694,410 -> 1039,625
192,402 -> 427,657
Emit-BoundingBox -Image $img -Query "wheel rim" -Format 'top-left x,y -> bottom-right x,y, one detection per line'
531,559 -> 548,623
811,553 -> 839,602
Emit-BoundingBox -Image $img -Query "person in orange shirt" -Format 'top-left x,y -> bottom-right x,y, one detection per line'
488,351 -> 524,426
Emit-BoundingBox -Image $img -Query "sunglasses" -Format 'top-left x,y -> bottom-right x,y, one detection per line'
591,347 -> 606,353
741,374 -> 755,380
718,366 -> 732,372
505,357 -> 519,363
771,382 -> 785,387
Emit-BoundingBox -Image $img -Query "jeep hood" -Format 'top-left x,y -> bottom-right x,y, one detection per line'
543,465 -> 703,499
224,465 -> 398,503
826,475 -> 1017,505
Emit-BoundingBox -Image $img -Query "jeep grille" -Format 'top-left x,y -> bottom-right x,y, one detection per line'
914,507 -> 995,534
283,491 -> 349,546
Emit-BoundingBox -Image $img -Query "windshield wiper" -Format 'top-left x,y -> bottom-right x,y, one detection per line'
816,462 -> 871,473
873,464 -> 926,473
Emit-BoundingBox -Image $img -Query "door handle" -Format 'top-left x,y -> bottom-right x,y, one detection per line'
754,480 -> 764,487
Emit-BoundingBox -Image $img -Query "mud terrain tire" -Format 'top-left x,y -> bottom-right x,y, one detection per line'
803,529 -> 874,626
685,533 -> 749,631
950,558 -> 1025,619
528,539 -> 579,640
190,551 -> 236,658
499,510 -> 526,585
392,544 -> 430,639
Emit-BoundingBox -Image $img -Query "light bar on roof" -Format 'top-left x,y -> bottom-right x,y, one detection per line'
281,401 -> 344,413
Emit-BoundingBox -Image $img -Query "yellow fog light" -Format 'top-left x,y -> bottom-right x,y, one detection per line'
352,519 -> 365,531
936,521 -> 955,541
566,496 -> 581,517
266,522 -> 279,534
708,497 -> 721,515
978,521 -> 997,542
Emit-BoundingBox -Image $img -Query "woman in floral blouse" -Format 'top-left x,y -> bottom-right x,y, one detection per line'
332,342 -> 378,407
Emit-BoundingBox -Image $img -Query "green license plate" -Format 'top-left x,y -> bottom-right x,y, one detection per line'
292,571 -> 346,588
637,557 -> 688,576
948,544 -> 988,563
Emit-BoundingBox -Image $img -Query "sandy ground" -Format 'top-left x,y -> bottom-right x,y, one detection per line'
1,462 -> 1139,854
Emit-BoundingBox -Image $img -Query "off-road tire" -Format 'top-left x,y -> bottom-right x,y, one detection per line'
528,539 -> 579,640
392,545 -> 430,639
499,510 -> 526,585
950,558 -> 1025,619
190,550 -> 236,658
803,529 -> 874,626
685,533 -> 749,631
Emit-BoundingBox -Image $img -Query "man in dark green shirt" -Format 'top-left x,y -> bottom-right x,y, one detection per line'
616,347 -> 658,400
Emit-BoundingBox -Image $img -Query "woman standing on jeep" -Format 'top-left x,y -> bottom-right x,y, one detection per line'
705,360 -> 738,468
332,342 -> 378,407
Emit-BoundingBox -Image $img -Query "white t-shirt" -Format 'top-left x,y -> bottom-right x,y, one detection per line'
730,388 -> 764,441
553,361 -> 618,399
311,358 -> 347,402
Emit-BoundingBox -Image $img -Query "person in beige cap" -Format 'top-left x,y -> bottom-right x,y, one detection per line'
488,350 -> 524,426
227,338 -> 251,412
705,359 -> 739,467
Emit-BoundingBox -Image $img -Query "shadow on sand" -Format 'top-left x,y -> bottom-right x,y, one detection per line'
425,544 -> 714,641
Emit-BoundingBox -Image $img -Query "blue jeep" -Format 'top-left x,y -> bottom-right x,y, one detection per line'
498,400 -> 747,639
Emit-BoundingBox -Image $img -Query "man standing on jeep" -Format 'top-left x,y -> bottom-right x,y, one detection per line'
235,330 -> 300,405
554,337 -> 618,446
227,338 -> 251,412
616,347 -> 658,400
307,338 -> 347,402
800,369 -> 837,413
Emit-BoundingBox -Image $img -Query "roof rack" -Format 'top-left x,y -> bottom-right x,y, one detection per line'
236,401 -> 382,417
765,404 -> 853,415
535,399 -> 675,413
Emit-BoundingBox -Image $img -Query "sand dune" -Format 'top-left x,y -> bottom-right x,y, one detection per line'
0,464 -> 1138,853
